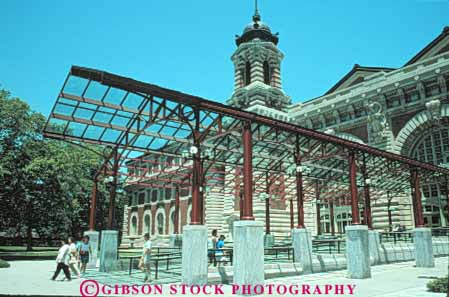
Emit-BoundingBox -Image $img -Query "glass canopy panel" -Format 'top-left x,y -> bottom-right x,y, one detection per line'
84,81 -> 108,101
66,122 -> 87,137
123,93 -> 144,110
83,125 -> 105,140
54,103 -> 75,116
63,76 -> 88,95
93,111 -> 113,124
74,108 -> 95,120
101,129 -> 121,143
103,88 -> 128,106
47,118 -> 69,133
134,135 -> 154,149
112,115 -> 133,128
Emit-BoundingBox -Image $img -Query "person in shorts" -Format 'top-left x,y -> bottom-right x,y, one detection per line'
79,235 -> 92,275
207,229 -> 218,266
142,233 -> 152,282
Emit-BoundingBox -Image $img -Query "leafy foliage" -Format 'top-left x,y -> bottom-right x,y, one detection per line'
0,259 -> 10,268
0,89 -> 124,249
426,275 -> 448,293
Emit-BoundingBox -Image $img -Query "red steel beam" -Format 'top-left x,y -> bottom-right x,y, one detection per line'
411,168 -> 424,227
66,66 -> 449,176
241,122 -> 254,220
349,151 -> 361,225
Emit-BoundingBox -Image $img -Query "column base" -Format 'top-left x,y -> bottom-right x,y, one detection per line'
233,220 -> 265,294
99,230 -> 118,273
182,225 -> 208,285
346,225 -> 371,279
368,230 -> 380,265
84,230 -> 99,269
292,228 -> 313,274
413,227 -> 434,268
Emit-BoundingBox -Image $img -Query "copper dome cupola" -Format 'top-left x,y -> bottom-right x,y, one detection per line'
235,6 -> 279,46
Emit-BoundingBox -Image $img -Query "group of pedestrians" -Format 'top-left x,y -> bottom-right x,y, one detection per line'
207,229 -> 226,266
51,235 -> 92,281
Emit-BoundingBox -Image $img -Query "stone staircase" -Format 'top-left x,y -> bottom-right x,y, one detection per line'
204,192 -> 226,236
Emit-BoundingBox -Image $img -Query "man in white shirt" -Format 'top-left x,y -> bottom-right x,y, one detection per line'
142,233 -> 152,282
68,237 -> 80,278
51,239 -> 71,281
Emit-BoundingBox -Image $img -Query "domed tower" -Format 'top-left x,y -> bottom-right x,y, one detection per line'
227,4 -> 291,112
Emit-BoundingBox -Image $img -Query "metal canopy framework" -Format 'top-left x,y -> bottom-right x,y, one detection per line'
43,66 -> 449,230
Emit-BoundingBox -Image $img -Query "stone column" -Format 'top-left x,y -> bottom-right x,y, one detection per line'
233,220 -> 264,294
99,230 -> 118,272
181,225 -> 208,285
84,230 -> 99,269
368,230 -> 380,265
292,228 -> 313,274
413,227 -> 434,268
346,225 -> 371,279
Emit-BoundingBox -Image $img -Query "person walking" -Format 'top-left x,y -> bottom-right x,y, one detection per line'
208,229 -> 218,266
215,235 -> 226,266
51,239 -> 71,281
79,235 -> 92,275
68,237 -> 81,278
142,233 -> 152,282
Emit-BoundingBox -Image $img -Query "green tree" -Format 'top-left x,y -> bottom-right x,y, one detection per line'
0,89 -> 124,250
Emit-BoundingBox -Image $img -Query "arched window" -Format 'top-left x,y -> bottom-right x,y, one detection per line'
245,62 -> 251,86
157,212 -> 165,235
411,126 -> 449,227
263,61 -> 271,85
144,214 -> 151,235
165,188 -> 172,200
130,215 -> 138,236
151,190 -> 158,202
169,208 -> 176,234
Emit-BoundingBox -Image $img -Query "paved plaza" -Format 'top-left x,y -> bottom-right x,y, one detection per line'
0,257 -> 447,296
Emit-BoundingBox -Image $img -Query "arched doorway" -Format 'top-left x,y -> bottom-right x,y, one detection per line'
410,125 -> 449,227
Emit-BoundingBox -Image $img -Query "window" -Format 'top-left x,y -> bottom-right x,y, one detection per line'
245,62 -> 251,86
165,188 -> 172,200
130,216 -> 138,235
138,192 -> 145,205
144,214 -> 151,234
404,86 -> 420,103
263,61 -> 271,85
157,212 -> 165,235
151,190 -> 158,202
411,126 -> 449,227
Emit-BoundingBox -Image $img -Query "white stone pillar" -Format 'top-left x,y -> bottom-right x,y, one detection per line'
368,230 -> 380,265
346,225 -> 371,279
84,230 -> 99,269
233,221 -> 264,294
292,228 -> 313,274
413,227 -> 434,268
99,230 -> 118,272
181,225 -> 208,285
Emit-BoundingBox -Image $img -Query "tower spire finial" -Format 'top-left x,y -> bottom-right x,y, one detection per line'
253,0 -> 261,22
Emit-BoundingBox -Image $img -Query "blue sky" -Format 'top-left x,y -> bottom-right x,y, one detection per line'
0,0 -> 448,116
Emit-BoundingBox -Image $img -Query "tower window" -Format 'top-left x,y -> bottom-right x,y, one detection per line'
263,61 -> 272,85
245,62 -> 251,86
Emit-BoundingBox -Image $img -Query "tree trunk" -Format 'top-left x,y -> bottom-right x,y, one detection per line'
26,203 -> 33,251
